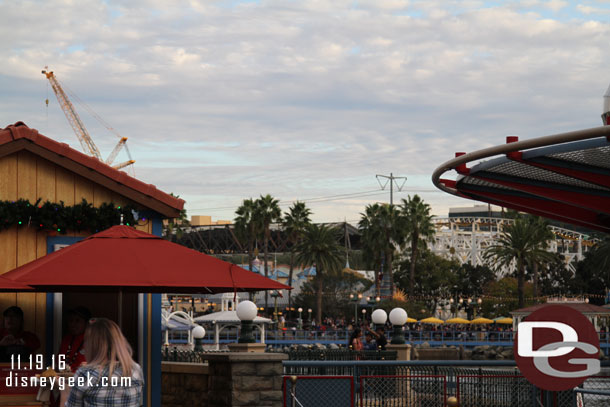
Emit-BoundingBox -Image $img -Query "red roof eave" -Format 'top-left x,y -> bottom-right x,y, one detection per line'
0,122 -> 184,218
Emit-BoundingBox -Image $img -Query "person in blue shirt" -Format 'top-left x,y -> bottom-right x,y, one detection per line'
363,332 -> 377,350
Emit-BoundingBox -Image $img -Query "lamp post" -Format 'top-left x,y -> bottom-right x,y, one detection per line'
389,308 -> 408,344
367,296 -> 378,311
475,298 -> 482,318
350,293 -> 363,324
192,325 -> 206,352
361,308 -> 367,324
236,300 -> 258,343
270,290 -> 281,322
457,297 -> 463,318
371,309 -> 387,331
307,308 -> 312,327
449,298 -> 454,319
297,307 -> 303,330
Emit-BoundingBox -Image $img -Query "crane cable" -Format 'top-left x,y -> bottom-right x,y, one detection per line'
45,80 -> 49,131
61,79 -> 135,176
46,73 -> 135,174
59,79 -> 123,140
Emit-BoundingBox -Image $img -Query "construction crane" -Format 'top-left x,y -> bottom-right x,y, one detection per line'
42,67 -> 135,170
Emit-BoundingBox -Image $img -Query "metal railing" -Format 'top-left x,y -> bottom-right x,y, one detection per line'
161,347 -> 228,362
283,360 -> 610,407
457,374 -> 536,406
284,359 -> 520,378
573,380 -> 610,407
285,349 -> 397,361
165,329 -> 610,351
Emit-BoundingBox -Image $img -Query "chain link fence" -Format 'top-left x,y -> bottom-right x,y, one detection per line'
572,376 -> 610,407
283,361 -> 610,407
284,376 -> 353,407
359,375 -> 446,407
457,375 -> 536,407
573,388 -> 610,407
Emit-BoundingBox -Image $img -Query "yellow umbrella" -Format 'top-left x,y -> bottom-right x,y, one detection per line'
419,317 -> 444,324
494,317 -> 513,324
406,317 -> 417,323
470,317 -> 494,324
446,317 -> 470,324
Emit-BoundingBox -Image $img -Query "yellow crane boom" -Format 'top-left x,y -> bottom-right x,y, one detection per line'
42,67 -> 134,170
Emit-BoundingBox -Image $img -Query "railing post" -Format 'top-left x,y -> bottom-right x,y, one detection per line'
290,375 -> 297,407
354,361 -> 360,403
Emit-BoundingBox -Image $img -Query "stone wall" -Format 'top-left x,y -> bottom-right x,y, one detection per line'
412,347 -> 461,360
206,353 -> 287,407
162,353 -> 287,407
162,362 -> 209,407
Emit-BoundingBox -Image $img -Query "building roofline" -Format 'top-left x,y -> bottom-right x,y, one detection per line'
0,122 -> 184,218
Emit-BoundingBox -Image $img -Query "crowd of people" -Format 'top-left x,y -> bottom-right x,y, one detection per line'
348,325 -> 388,350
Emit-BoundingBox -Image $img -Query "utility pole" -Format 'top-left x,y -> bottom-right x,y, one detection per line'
376,173 -> 407,205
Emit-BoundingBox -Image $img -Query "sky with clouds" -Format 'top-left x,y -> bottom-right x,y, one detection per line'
2,0 -> 610,223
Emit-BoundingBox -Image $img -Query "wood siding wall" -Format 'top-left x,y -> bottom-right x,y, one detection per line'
0,151 -> 154,353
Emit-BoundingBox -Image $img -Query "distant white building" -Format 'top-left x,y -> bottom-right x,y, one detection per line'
430,205 -> 593,274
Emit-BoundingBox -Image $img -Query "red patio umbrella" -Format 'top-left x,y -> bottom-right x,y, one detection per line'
0,276 -> 33,291
2,225 -> 290,294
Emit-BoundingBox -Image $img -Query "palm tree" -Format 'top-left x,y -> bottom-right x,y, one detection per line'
586,237 -> 610,273
484,216 -> 555,308
525,216 -> 555,298
359,204 -> 384,294
283,201 -> 312,313
295,224 -> 343,324
400,195 -> 435,296
234,198 -> 259,274
254,194 -> 282,310
164,193 -> 190,241
359,203 -> 403,297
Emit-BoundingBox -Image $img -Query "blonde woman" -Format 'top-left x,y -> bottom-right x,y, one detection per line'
63,318 -> 144,407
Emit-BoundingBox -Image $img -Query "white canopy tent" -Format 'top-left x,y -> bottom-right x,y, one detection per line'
162,309 -> 197,345
195,293 -> 271,350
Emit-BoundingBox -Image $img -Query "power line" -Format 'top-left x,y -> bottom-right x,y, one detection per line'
187,190 -> 385,212
186,187 -> 441,213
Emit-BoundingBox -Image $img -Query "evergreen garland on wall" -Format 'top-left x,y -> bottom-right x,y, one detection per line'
0,198 -> 137,234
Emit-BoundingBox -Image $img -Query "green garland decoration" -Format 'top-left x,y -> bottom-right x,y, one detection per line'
0,198 -> 137,234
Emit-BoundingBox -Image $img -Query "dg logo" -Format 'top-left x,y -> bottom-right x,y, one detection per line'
514,304 -> 601,391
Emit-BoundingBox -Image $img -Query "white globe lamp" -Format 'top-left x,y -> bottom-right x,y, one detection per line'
192,325 -> 206,352
371,309 -> 387,330
389,308 -> 408,344
236,300 -> 258,343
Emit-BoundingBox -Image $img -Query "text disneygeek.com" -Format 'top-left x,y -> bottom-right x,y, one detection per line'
5,372 -> 132,391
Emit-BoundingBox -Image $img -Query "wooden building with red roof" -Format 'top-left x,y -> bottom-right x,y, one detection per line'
0,122 -> 184,406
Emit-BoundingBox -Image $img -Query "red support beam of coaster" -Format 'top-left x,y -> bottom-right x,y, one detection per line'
458,184 -> 610,233
470,174 -> 610,215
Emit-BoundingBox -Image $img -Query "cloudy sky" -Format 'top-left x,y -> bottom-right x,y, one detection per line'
2,0 -> 610,223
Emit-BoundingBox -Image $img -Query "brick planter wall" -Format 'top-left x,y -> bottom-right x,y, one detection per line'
162,362 -> 209,407
206,353 -> 287,407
